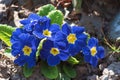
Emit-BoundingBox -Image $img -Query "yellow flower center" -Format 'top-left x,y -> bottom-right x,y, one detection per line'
90,47 -> 97,56
43,29 -> 51,37
50,48 -> 60,56
67,33 -> 77,44
23,46 -> 32,56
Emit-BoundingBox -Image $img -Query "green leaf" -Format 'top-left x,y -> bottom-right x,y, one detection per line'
3,48 -> 13,58
57,73 -> 71,80
63,64 -> 77,78
84,32 -> 90,42
67,56 -> 79,65
0,24 -> 15,46
37,4 -> 55,16
23,64 -> 34,78
47,10 -> 64,26
5,47 -> 11,53
36,38 -> 46,59
41,61 -> 59,79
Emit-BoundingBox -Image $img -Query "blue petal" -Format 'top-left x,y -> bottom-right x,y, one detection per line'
62,23 -> 71,35
68,44 -> 79,56
72,26 -> 85,35
88,37 -> 98,48
19,34 -> 37,49
49,24 -> 60,37
54,31 -> 67,41
33,31 -> 45,39
24,24 -> 33,32
31,38 -> 39,50
42,40 -> 54,50
29,45 -> 37,56
54,31 -> 68,49
38,16 -> 50,28
13,28 -> 23,35
54,42 -> 67,49
90,56 -> 98,67
20,13 -> 41,25
11,50 -> 21,56
76,39 -> 86,48
47,55 -> 60,66
19,34 -> 37,47
33,23 -> 44,32
27,35 -> 37,43
82,47 -> 90,55
20,19 -> 30,25
69,39 -> 86,56
97,46 -> 105,59
33,23 -> 46,39
14,55 -> 26,66
84,55 -> 91,63
58,51 -> 69,61
19,33 -> 30,43
40,40 -> 54,60
27,57 -> 36,68
28,13 -> 41,20
12,41 -> 23,50
77,33 -> 87,41
11,28 -> 23,43
23,20 -> 38,32
40,49 -> 50,60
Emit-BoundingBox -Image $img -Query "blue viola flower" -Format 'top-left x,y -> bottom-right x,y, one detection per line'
11,33 -> 39,68
40,40 -> 69,66
82,37 -> 105,67
20,13 -> 50,32
54,23 -> 87,56
33,22 -> 60,40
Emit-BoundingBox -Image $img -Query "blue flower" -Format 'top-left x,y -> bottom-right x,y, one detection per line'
33,22 -> 60,40
82,37 -> 105,67
10,28 -> 27,43
11,33 -> 39,68
20,13 -> 50,32
40,40 -> 69,66
54,23 -> 87,56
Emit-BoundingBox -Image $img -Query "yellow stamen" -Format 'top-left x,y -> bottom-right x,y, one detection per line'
43,29 -> 51,37
67,33 -> 77,44
50,48 -> 60,56
23,46 -> 32,56
90,47 -> 97,56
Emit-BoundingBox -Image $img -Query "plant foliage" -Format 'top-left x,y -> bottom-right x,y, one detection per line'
0,24 -> 15,46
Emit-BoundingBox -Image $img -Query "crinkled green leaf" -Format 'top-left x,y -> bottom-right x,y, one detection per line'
57,73 -> 71,80
36,38 -> 46,59
47,10 -> 64,26
23,64 -> 34,78
63,64 -> 77,78
67,56 -> 79,65
37,4 -> 55,16
41,61 -> 59,79
0,24 -> 15,46
84,32 -> 90,42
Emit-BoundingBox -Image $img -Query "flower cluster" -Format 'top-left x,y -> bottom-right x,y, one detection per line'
11,13 -> 105,68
